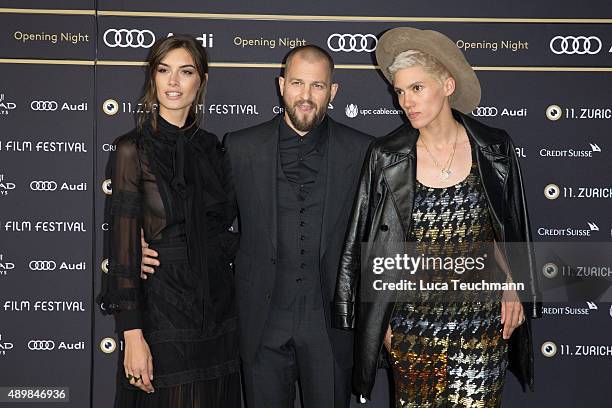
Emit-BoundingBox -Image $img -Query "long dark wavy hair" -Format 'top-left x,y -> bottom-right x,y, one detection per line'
137,34 -> 209,133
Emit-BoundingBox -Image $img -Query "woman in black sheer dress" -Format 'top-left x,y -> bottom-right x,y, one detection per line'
97,34 -> 240,407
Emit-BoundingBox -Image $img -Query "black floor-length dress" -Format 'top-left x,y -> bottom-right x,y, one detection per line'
97,115 -> 240,407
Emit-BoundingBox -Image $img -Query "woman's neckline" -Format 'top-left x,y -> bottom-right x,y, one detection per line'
416,138 -> 474,190
416,169 -> 472,190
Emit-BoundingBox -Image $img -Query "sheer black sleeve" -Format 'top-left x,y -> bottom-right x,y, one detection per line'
97,136 -> 144,333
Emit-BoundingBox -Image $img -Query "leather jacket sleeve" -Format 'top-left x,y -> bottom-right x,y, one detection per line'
505,134 -> 542,319
333,144 -> 377,329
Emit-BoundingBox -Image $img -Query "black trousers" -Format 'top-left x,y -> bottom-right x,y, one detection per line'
242,296 -> 351,408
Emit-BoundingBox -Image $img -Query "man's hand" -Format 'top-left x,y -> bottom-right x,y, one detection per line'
501,289 -> 525,340
140,230 -> 159,280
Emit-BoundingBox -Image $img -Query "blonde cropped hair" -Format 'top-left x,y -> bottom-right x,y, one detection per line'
388,50 -> 452,84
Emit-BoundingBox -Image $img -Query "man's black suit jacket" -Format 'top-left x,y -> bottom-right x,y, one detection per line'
223,114 -> 373,368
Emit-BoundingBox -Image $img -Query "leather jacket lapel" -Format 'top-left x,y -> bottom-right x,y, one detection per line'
458,111 -> 511,240
474,146 -> 510,239
380,126 -> 418,238
382,155 -> 415,238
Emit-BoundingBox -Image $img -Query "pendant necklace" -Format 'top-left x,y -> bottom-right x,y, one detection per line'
420,122 -> 459,181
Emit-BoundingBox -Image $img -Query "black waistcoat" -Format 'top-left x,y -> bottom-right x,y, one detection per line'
272,118 -> 329,309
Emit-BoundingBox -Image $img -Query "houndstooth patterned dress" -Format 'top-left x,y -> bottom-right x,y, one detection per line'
389,145 -> 508,408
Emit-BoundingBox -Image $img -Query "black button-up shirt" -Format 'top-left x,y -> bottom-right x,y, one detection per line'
278,116 -> 328,201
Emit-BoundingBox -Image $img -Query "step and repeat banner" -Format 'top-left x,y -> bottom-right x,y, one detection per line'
1,1 -> 611,407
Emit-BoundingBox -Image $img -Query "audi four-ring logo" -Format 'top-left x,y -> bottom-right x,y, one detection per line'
471,107 -> 498,117
30,101 -> 58,111
327,34 -> 378,52
29,260 -> 57,271
30,181 -> 57,191
28,340 -> 55,351
103,29 -> 156,48
549,36 -> 602,55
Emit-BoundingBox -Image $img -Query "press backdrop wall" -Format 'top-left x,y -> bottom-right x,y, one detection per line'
1,1 -> 611,407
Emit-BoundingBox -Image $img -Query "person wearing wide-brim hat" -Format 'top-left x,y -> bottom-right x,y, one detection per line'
333,27 -> 541,406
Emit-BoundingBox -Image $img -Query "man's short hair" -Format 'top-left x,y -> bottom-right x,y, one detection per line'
283,45 -> 335,78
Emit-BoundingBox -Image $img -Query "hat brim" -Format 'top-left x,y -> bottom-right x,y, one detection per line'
375,27 -> 481,114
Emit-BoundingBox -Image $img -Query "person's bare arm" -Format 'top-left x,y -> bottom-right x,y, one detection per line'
494,242 -> 525,340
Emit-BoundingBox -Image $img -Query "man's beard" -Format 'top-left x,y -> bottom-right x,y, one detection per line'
284,98 -> 327,132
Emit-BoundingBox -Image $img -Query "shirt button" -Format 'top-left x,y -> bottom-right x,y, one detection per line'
296,278 -> 303,283
270,258 -> 276,264
300,235 -> 305,240
300,263 -> 306,269
300,208 -> 306,214
300,221 -> 305,227
380,224 -> 389,231
300,249 -> 305,255
300,184 -> 305,188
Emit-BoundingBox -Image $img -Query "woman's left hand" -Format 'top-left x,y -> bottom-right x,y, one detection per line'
383,325 -> 392,352
501,289 -> 524,340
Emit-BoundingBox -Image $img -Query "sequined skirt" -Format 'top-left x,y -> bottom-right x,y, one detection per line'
389,301 -> 507,408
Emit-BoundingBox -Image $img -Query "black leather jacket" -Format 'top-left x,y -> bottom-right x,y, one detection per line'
333,110 -> 542,399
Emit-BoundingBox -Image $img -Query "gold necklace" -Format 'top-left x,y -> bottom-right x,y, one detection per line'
419,122 -> 459,181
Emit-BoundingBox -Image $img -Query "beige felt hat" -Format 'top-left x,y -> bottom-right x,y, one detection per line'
375,27 -> 481,113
